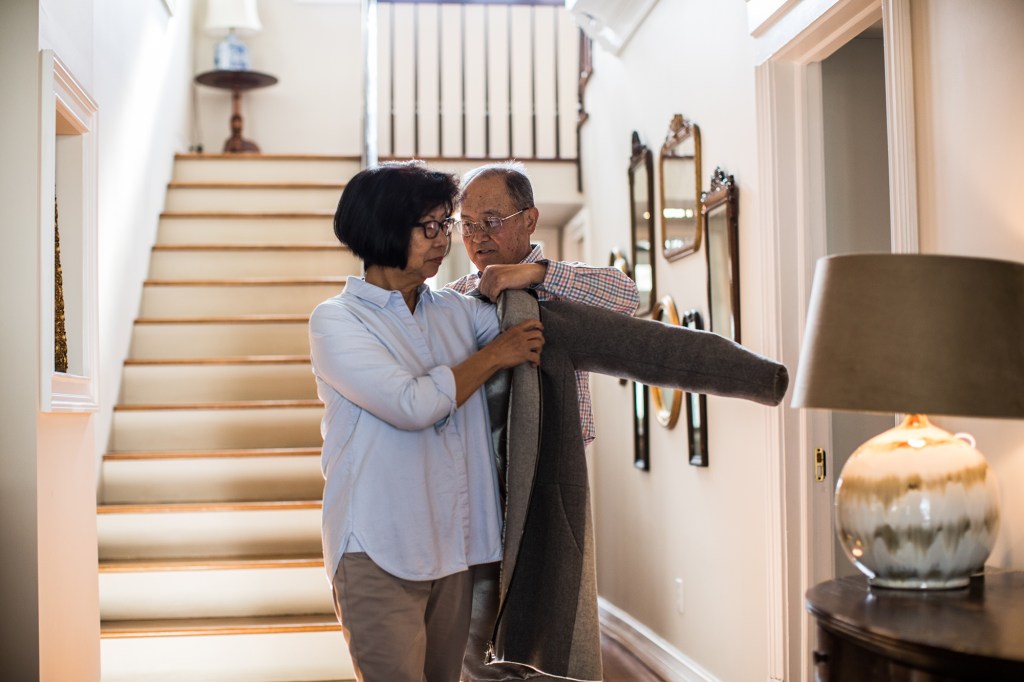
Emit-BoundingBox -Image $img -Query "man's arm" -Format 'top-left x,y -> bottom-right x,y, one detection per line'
477,261 -> 639,314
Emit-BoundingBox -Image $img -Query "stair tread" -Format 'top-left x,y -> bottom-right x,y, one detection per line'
100,553 -> 323,573
104,447 -> 321,461
168,181 -> 344,189
101,613 -> 340,638
175,153 -> 357,161
113,395 -> 311,408
124,355 -> 310,365
161,210 -> 334,218
153,243 -> 344,251
135,314 -> 309,324
98,500 -> 322,514
144,276 -> 345,285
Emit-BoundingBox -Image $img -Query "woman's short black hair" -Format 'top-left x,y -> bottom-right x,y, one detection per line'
334,161 -> 459,269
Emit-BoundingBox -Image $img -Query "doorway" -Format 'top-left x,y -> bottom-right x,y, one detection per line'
817,24 -> 894,578
752,1 -> 922,679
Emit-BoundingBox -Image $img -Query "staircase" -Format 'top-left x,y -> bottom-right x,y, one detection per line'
98,154 -> 361,682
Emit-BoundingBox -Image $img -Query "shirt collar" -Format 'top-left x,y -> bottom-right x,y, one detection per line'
345,275 -> 429,308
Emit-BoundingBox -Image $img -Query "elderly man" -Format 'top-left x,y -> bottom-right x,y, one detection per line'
446,162 -> 638,681
446,161 -> 639,446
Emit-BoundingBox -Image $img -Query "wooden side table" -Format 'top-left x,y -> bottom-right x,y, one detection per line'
195,69 -> 278,153
806,572 -> 1024,680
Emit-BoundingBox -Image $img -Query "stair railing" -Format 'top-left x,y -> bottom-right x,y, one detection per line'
363,0 -> 591,179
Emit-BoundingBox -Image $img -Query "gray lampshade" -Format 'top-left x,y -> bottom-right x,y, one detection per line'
792,253 -> 1024,418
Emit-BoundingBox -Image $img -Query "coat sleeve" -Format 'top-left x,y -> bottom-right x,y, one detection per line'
539,299 -> 789,406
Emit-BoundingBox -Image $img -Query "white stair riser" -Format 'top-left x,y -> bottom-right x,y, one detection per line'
158,216 -> 336,244
100,629 -> 352,682
97,508 -> 322,560
121,363 -> 316,404
100,566 -> 332,620
141,283 -> 340,316
149,248 -> 359,279
172,157 -> 358,183
100,456 -> 323,504
165,187 -> 342,213
130,322 -> 310,359
109,407 -> 323,452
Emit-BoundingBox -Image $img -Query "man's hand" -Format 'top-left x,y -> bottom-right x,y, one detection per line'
478,263 -> 547,301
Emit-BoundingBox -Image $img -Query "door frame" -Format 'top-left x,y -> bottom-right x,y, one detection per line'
749,1 -> 920,679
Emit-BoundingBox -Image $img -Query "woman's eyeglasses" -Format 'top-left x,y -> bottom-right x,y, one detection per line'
412,217 -> 456,240
454,209 -> 528,238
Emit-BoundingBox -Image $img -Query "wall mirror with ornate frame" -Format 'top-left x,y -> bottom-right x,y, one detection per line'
649,295 -> 682,429
608,246 -> 632,278
633,381 -> 650,471
628,131 -> 656,316
702,167 -> 740,343
682,309 -> 709,467
659,114 -> 702,261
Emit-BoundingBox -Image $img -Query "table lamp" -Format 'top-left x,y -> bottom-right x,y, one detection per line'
205,0 -> 263,71
792,253 -> 1024,589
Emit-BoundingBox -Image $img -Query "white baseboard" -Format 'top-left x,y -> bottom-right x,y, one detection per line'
598,597 -> 718,682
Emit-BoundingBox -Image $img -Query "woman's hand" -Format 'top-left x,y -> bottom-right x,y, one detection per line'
451,320 -> 544,405
487,320 -> 545,368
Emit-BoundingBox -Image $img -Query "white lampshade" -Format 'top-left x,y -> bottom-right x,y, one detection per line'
205,0 -> 262,36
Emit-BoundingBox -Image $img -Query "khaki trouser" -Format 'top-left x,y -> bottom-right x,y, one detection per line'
332,552 -> 474,682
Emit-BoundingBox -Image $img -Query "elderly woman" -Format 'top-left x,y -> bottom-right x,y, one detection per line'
309,161 -> 544,682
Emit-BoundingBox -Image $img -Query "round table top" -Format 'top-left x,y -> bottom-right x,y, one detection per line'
806,571 -> 1024,677
194,70 -> 278,91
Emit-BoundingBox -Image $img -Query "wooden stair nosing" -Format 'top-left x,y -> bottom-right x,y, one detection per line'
97,500 -> 322,515
113,399 -> 322,411
152,243 -> 346,252
103,447 -> 321,461
174,152 -> 358,161
123,355 -> 310,366
134,314 -> 310,325
100,554 -> 323,573
160,210 -> 334,219
167,181 -> 345,190
100,613 -> 340,639
144,277 -> 345,286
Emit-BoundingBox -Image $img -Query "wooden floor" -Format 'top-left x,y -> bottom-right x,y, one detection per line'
601,633 -> 666,681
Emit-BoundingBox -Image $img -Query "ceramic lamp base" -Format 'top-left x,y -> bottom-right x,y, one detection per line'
835,414 -> 1000,590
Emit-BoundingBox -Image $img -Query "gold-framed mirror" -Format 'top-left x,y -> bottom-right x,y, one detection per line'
650,295 -> 682,429
608,246 -> 632,278
703,167 -> 740,343
628,131 -> 656,316
659,114 -> 702,261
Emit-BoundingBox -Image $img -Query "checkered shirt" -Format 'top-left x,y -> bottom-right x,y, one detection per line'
447,244 -> 640,445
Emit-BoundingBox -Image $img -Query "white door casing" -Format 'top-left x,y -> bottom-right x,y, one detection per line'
749,1 -> 919,680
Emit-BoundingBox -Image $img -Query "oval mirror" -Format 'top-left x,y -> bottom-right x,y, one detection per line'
659,115 -> 702,261
650,295 -> 682,429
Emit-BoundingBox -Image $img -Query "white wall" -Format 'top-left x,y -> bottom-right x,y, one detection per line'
0,2 -> 46,676
582,2 -> 774,680
193,0 -> 363,155
93,0 -> 195,459
1,0 -> 193,678
910,0 -> 1024,567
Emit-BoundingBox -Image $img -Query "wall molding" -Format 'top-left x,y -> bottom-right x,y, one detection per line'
598,598 -> 717,682
40,50 -> 100,412
882,0 -> 919,254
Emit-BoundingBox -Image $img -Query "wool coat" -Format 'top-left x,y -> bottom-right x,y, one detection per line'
464,290 -> 789,681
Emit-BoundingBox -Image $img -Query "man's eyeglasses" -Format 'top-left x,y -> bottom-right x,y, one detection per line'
412,217 -> 456,240
455,208 -> 528,238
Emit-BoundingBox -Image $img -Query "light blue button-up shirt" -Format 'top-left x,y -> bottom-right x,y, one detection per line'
309,276 -> 504,583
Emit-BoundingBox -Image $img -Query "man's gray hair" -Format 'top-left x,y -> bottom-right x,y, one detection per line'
460,161 -> 535,211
